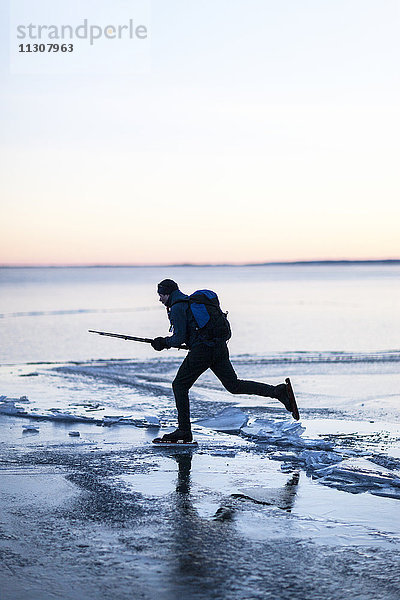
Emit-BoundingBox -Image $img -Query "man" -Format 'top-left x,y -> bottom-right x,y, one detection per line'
151,279 -> 299,443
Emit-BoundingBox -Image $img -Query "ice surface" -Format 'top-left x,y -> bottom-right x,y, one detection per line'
2,393 -> 400,500
195,407 -> 248,432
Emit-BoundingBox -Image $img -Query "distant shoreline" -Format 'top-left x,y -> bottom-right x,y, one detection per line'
1,259 -> 400,268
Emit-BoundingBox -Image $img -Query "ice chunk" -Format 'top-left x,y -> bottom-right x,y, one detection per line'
286,452 -> 400,499
195,407 -> 248,433
209,450 -> 237,457
241,418 -> 305,439
213,506 -> 235,521
144,415 -> 160,428
297,438 -> 333,449
0,397 -> 160,429
46,410 -> 95,422
18,395 -> 30,403
318,457 -> 400,487
22,425 -> 39,433
102,415 -> 160,428
0,397 -> 29,416
103,415 -> 124,425
241,418 -> 332,450
299,450 -> 343,470
3,395 -> 30,403
371,488 -> 400,500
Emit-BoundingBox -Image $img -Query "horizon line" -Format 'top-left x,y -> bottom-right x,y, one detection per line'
1,258 -> 400,268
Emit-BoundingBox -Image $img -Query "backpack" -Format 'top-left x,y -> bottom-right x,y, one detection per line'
173,289 -> 231,343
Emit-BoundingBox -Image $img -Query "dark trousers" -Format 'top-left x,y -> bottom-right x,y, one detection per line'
172,342 -> 277,431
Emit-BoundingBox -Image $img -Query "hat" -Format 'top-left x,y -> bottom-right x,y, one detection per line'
157,279 -> 178,295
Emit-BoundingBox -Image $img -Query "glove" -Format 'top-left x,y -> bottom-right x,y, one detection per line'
151,337 -> 167,351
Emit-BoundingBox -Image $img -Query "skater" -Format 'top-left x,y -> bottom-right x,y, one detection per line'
151,279 -> 299,444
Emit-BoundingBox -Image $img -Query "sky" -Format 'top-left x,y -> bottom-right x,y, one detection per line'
0,0 -> 399,265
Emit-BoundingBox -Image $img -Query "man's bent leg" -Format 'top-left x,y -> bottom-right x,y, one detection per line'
172,346 -> 211,430
211,343 -> 278,399
211,344 -> 299,418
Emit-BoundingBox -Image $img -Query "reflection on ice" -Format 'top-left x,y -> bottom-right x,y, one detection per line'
234,472 -> 300,511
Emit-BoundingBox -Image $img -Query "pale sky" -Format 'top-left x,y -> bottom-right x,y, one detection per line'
1,0 -> 399,265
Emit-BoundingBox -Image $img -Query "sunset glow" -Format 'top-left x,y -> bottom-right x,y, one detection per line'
1,1 -> 399,265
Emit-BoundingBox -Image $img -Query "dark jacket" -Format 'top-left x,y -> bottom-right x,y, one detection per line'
164,289 -> 201,349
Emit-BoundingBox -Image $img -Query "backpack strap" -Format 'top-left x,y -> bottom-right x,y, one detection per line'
170,298 -> 188,305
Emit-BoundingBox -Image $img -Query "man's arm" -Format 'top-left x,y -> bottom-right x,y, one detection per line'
164,303 -> 188,348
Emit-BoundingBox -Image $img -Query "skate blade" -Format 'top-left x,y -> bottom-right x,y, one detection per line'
285,377 -> 300,421
152,439 -> 198,447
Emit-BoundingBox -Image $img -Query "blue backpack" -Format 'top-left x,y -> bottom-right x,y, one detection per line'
173,289 -> 231,343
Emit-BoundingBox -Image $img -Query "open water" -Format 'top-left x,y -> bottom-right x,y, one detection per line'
1,263 -> 399,362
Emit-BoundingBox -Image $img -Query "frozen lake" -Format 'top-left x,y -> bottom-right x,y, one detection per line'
1,264 -> 400,600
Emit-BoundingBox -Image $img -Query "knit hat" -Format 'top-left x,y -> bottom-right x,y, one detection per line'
157,279 -> 179,295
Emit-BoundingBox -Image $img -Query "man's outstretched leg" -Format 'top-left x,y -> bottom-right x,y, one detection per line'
211,343 -> 300,420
